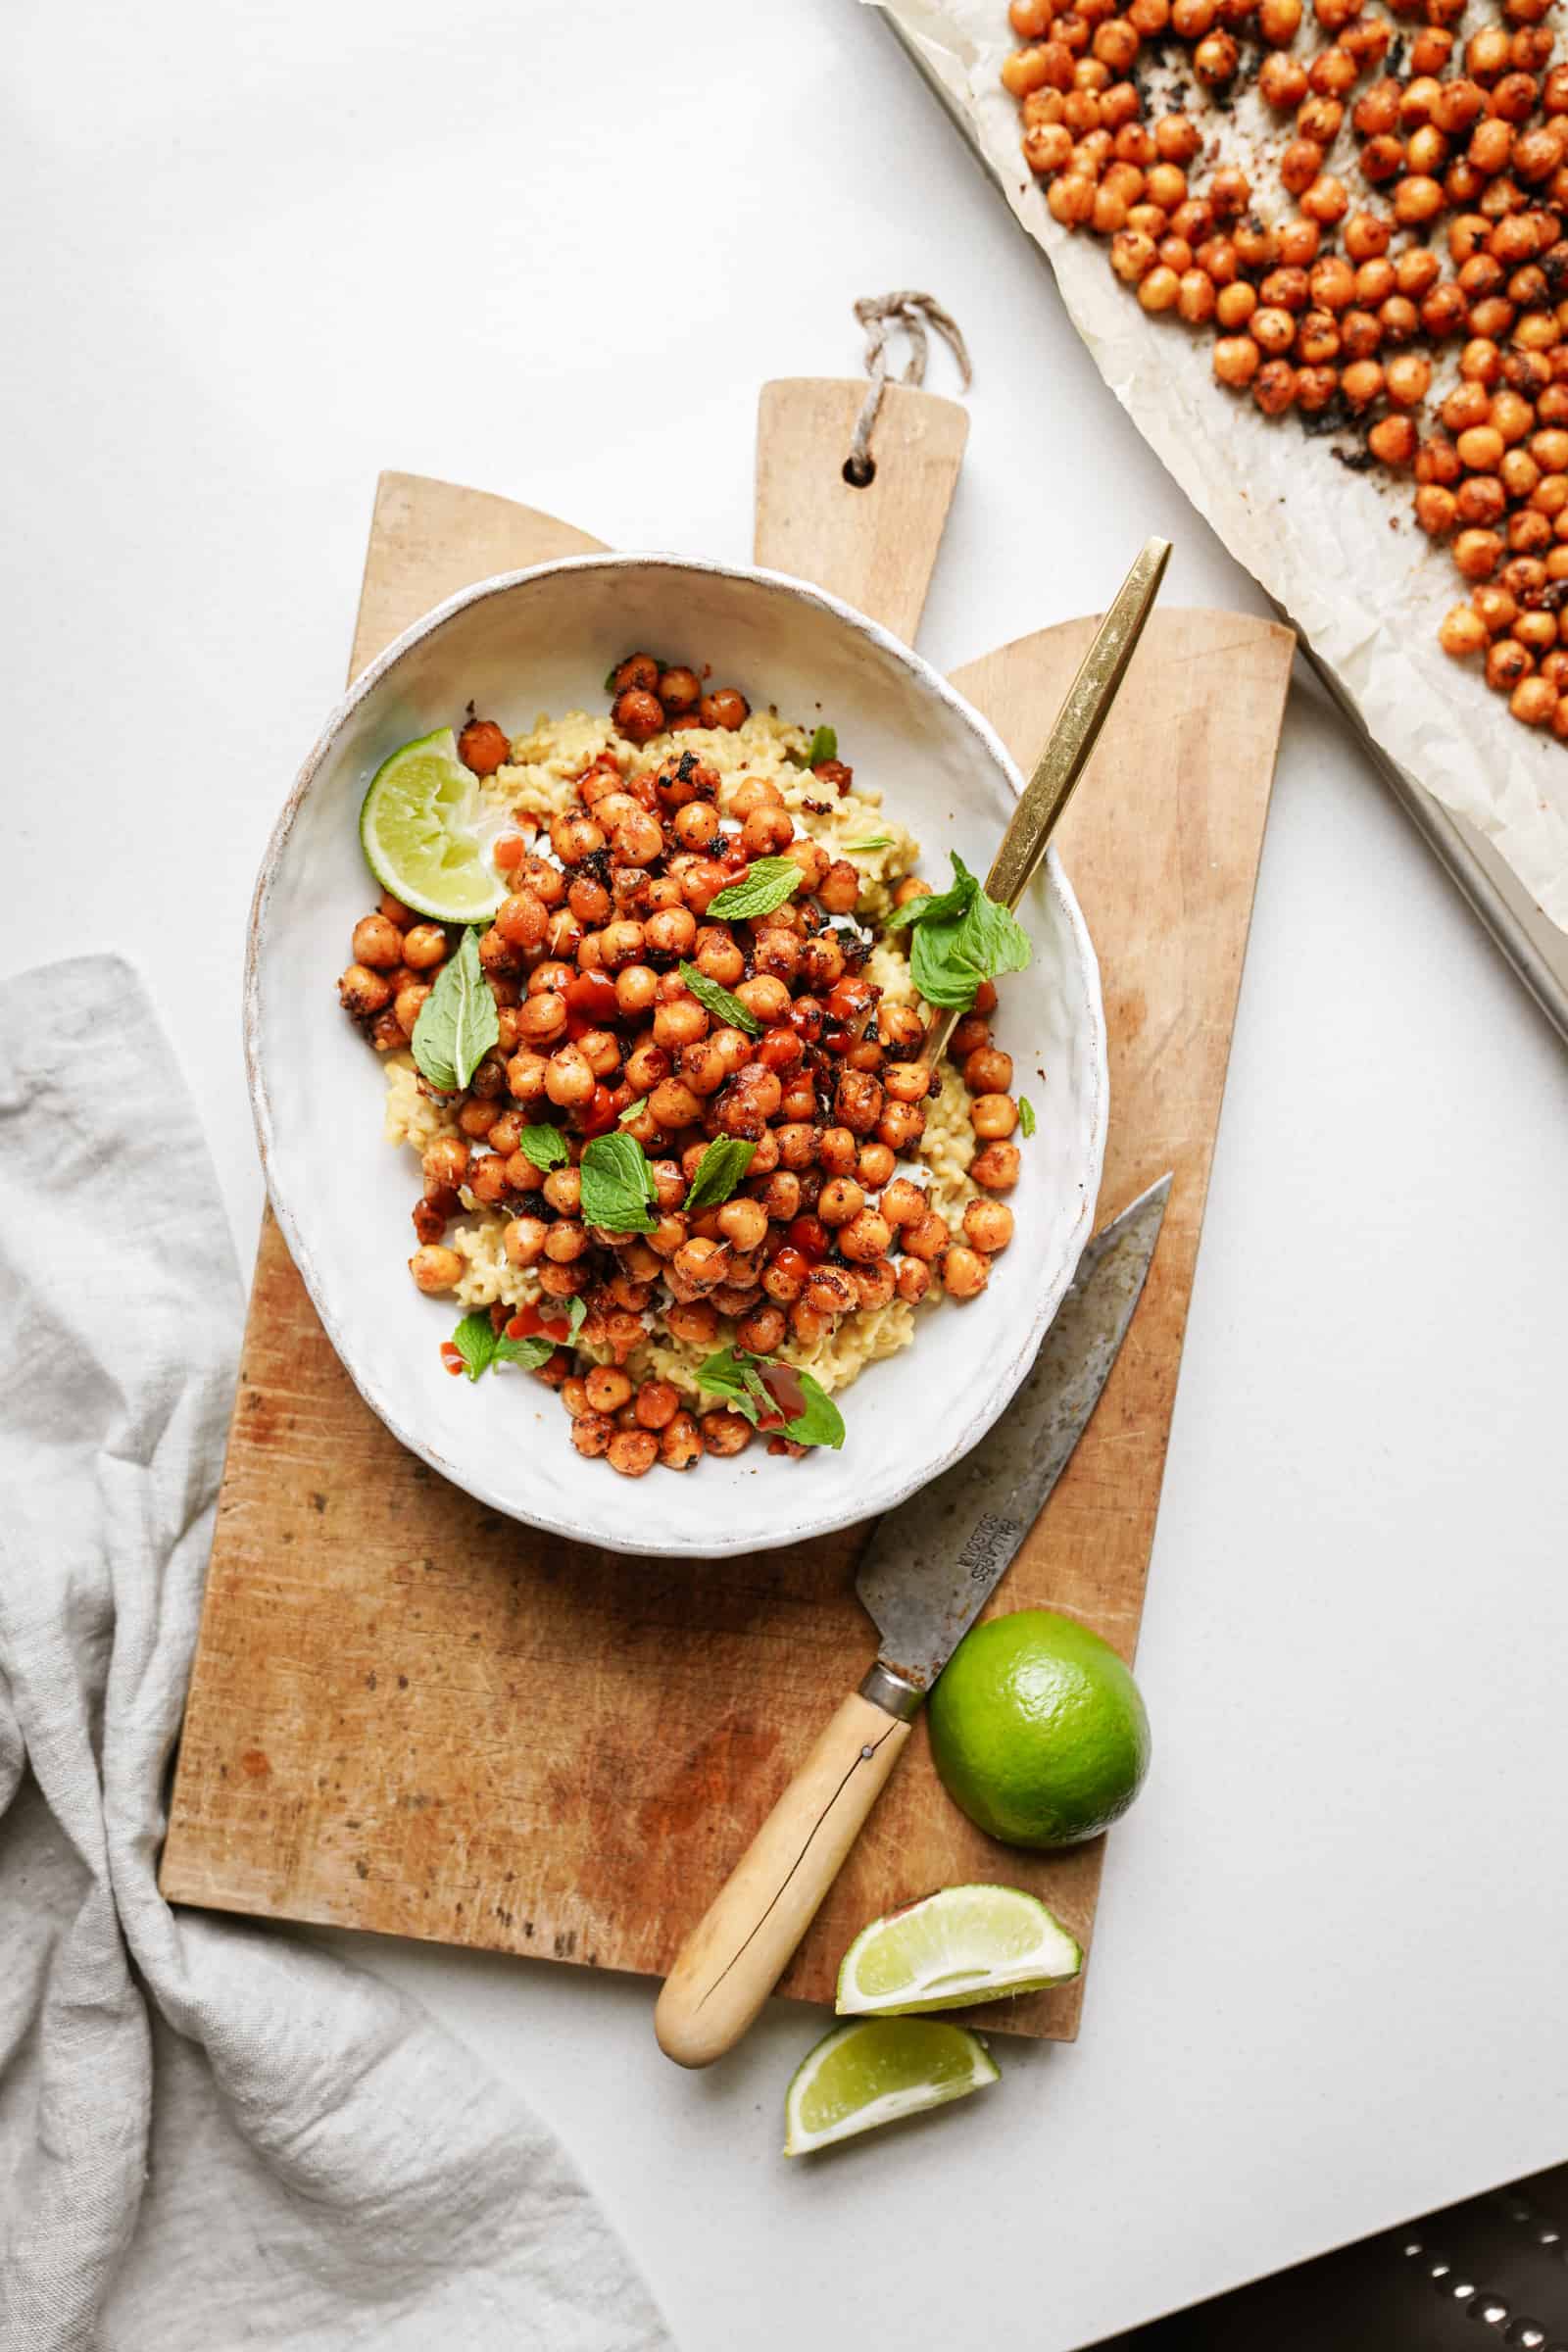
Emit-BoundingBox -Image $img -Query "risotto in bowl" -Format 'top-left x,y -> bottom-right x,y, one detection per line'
249,555 -> 1107,1557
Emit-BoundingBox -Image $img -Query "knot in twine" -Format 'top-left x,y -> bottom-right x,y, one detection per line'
846,293 -> 973,485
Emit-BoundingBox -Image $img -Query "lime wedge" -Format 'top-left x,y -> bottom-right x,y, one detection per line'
359,728 -> 506,923
783,2018 -> 998,2156
835,1885 -> 1082,2017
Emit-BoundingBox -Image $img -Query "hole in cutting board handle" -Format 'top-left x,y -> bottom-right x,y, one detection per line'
842,455 -> 876,488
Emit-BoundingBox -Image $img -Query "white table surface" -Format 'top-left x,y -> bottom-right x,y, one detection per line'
9,1 -> 1568,2344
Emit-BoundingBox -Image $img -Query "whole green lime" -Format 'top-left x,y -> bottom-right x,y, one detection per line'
927,1609 -> 1151,1848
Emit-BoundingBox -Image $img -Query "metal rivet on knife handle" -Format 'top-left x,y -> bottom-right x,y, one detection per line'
920,536 -> 1172,1070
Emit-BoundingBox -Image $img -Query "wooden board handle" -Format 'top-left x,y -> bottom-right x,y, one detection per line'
754,379 -> 967,644
654,1690 -> 912,2068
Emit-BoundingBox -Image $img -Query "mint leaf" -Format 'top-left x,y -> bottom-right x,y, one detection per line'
953,888 -> 1032,988
494,1294 -> 586,1371
1018,1096 -> 1037,1139
683,1137 -> 757,1213
579,1130 -> 658,1233
705,858 -> 802,922
883,855 -> 979,932
411,927 -> 499,1093
780,1368 -> 846,1451
694,1347 -> 846,1449
516,1122 -> 569,1170
844,836 -> 892,853
694,1346 -> 752,1410
617,1096 -> 649,1126
451,1310 -> 499,1382
807,725 -> 838,767
908,924 -> 980,1010
888,853 -> 1032,1014
678,960 -> 760,1038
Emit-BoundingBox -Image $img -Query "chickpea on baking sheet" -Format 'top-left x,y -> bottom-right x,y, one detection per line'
338,653 -> 1038,1478
1004,0 -> 1568,742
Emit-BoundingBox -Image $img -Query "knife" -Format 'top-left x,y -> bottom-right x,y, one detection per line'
654,1171 -> 1172,2067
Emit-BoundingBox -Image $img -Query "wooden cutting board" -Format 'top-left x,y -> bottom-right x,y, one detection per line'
160,394 -> 1294,2042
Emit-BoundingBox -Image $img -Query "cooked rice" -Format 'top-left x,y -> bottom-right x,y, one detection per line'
385,709 -> 985,1403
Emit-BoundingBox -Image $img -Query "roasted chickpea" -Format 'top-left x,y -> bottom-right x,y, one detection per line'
410,1245 -> 463,1294
840,1210 -> 893,1263
352,912 -> 405,970
698,688 -> 750,730
338,963 -> 392,1019
421,1136 -> 469,1197
612,687 -> 665,744
394,981 -> 431,1038
896,1256 -> 932,1305
543,1044 -> 593,1107
942,1245 -> 991,1299
701,1408 -> 754,1456
717,1197 -> 769,1252
659,1410 -> 704,1470
514,992 -> 567,1047
817,1177 -> 866,1227
972,1142 -> 1022,1191
805,1264 -> 858,1318
963,1200 -> 1016,1253
570,1411 -> 616,1459
608,1428 -> 659,1478
877,1100 -> 927,1152
815,860 -> 861,915
971,1093 -> 1020,1140
735,974 -> 792,1025
672,801 -> 721,851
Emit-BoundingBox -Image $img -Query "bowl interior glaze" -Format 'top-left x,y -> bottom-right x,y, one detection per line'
248,555 -> 1108,1558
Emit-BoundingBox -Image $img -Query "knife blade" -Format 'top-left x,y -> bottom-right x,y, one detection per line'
654,1172 -> 1171,2067
857,1170 -> 1170,1704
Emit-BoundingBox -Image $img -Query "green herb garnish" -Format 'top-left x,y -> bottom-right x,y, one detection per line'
450,1296 -> 586,1380
1018,1096 -> 1037,1139
705,858 -> 803,922
683,1138 -> 758,1213
617,1096 -> 649,1126
883,853 -> 1032,1014
411,927 -> 498,1093
694,1347 -> 846,1450
578,1130 -> 659,1233
843,836 -> 892,853
515,1122 -> 569,1170
806,724 -> 838,767
678,960 -> 760,1038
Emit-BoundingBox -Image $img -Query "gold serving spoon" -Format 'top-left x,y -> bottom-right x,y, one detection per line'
918,535 -> 1173,1070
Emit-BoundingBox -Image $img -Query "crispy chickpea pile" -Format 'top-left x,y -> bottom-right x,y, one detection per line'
1003,0 -> 1568,738
336,656 -> 1028,1478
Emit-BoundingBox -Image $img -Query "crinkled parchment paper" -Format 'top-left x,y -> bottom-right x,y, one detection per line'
877,0 -> 1568,930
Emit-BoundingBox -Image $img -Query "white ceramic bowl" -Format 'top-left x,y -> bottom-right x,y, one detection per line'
248,555 -> 1107,1558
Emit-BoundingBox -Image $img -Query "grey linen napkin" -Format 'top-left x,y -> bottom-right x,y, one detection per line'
0,956 -> 672,2352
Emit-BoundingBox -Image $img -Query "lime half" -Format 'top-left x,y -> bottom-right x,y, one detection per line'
783,2018 -> 998,2156
359,727 -> 507,923
836,1886 -> 1082,2018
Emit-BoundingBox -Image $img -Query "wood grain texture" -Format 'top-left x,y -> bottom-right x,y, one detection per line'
754,379 -> 967,643
159,460 -> 1293,2042
349,471 -> 606,682
655,1692 -> 912,2068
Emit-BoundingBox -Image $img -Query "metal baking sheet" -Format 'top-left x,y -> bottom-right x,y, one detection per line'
881,10 -> 1568,1044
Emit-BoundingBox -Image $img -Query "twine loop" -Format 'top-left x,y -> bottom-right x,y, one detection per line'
845,292 -> 973,485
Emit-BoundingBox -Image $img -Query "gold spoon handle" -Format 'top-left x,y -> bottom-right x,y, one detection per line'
919,535 -> 1172,1069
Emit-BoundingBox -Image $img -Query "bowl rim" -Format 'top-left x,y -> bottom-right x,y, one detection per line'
245,549 -> 1109,1557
